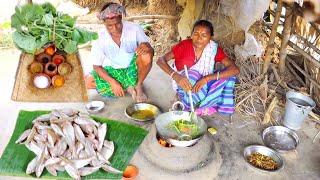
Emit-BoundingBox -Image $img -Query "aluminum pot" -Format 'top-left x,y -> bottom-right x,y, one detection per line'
155,102 -> 207,147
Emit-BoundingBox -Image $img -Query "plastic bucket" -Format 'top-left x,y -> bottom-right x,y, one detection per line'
283,91 -> 315,130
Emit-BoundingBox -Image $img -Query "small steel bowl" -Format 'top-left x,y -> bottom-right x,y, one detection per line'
262,126 -> 299,152
125,103 -> 161,122
85,101 -> 105,114
243,145 -> 284,172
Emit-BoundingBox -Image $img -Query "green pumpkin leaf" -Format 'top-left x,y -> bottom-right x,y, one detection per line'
12,31 -> 37,54
41,13 -> 54,26
63,40 -> 77,54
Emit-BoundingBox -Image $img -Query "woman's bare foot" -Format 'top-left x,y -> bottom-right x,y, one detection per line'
127,86 -> 137,101
135,85 -> 148,102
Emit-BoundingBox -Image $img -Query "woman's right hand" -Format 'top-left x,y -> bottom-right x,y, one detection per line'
110,79 -> 124,97
173,73 -> 192,92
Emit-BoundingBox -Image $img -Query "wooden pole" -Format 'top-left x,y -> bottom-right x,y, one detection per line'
27,0 -> 32,4
263,0 -> 283,74
286,57 -> 320,90
295,34 -> 320,55
263,25 -> 320,68
285,61 -> 306,86
268,9 -> 320,56
262,28 -> 320,90
279,3 -> 294,74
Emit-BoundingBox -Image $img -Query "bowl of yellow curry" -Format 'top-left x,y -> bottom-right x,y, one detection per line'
125,103 -> 161,122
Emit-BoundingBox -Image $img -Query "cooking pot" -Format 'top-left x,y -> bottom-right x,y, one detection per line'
155,102 -> 207,147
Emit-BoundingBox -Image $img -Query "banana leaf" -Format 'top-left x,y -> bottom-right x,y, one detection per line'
0,110 -> 148,179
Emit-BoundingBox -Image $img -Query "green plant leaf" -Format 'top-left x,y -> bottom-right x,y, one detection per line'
41,2 -> 56,16
11,7 -> 25,30
36,32 -> 49,49
41,13 -> 54,26
12,31 -> 37,54
63,40 -> 77,54
74,28 -> 98,44
71,29 -> 83,43
20,4 -> 45,23
59,14 -> 76,27
10,2 -> 97,54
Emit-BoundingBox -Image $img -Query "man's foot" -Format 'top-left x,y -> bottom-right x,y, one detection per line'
135,85 -> 148,102
127,86 -> 137,101
85,75 -> 96,89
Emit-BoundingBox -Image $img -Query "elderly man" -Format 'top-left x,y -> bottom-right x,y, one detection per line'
90,2 -> 153,102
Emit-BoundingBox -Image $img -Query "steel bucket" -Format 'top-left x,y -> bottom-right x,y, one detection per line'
283,91 -> 315,130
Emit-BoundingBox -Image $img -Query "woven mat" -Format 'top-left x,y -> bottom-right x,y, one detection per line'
0,110 -> 148,179
11,53 -> 88,102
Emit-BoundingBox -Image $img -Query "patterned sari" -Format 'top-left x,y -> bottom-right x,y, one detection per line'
173,41 -> 236,115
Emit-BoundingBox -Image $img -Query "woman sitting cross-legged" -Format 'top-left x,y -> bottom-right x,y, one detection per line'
157,20 -> 240,116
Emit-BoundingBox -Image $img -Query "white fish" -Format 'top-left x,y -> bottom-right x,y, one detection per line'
87,133 -> 95,141
97,124 -> 107,151
47,129 -> 58,148
15,129 -> 31,144
51,123 -> 65,137
33,134 -> 46,143
71,157 -> 94,169
46,165 -> 58,176
100,141 -> 114,161
92,139 -> 99,150
19,109 -> 121,179
102,164 -> 122,174
26,157 -> 37,174
74,124 -> 86,143
25,141 -> 42,156
25,127 -> 36,144
32,114 -> 51,123
74,116 -> 99,127
63,149 -> 73,159
79,124 -> 94,134
52,164 -> 65,172
93,125 -> 98,137
65,163 -> 80,180
44,157 -> 61,167
35,147 -> 47,177
77,112 -> 90,118
55,139 -> 68,157
79,166 -> 101,176
90,157 -> 104,167
62,121 -> 75,150
75,141 -> 84,154
103,140 -> 114,150
60,108 -> 79,117
78,150 -> 88,159
84,139 -> 96,157
97,152 -> 108,164
34,122 -> 52,130
51,109 -> 63,118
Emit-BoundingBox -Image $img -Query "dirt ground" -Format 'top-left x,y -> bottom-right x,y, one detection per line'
0,2 -> 320,179
0,48 -> 319,180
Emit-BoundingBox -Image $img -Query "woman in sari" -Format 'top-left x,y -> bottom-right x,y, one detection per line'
157,20 -> 240,116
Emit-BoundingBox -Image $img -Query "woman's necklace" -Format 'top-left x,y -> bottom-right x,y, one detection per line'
194,49 -> 203,62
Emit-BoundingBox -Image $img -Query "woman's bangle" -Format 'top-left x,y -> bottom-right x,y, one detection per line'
216,71 -> 220,80
170,71 -> 176,78
204,76 -> 208,83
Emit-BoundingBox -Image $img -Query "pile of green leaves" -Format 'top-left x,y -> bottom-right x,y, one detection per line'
11,3 -> 98,54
